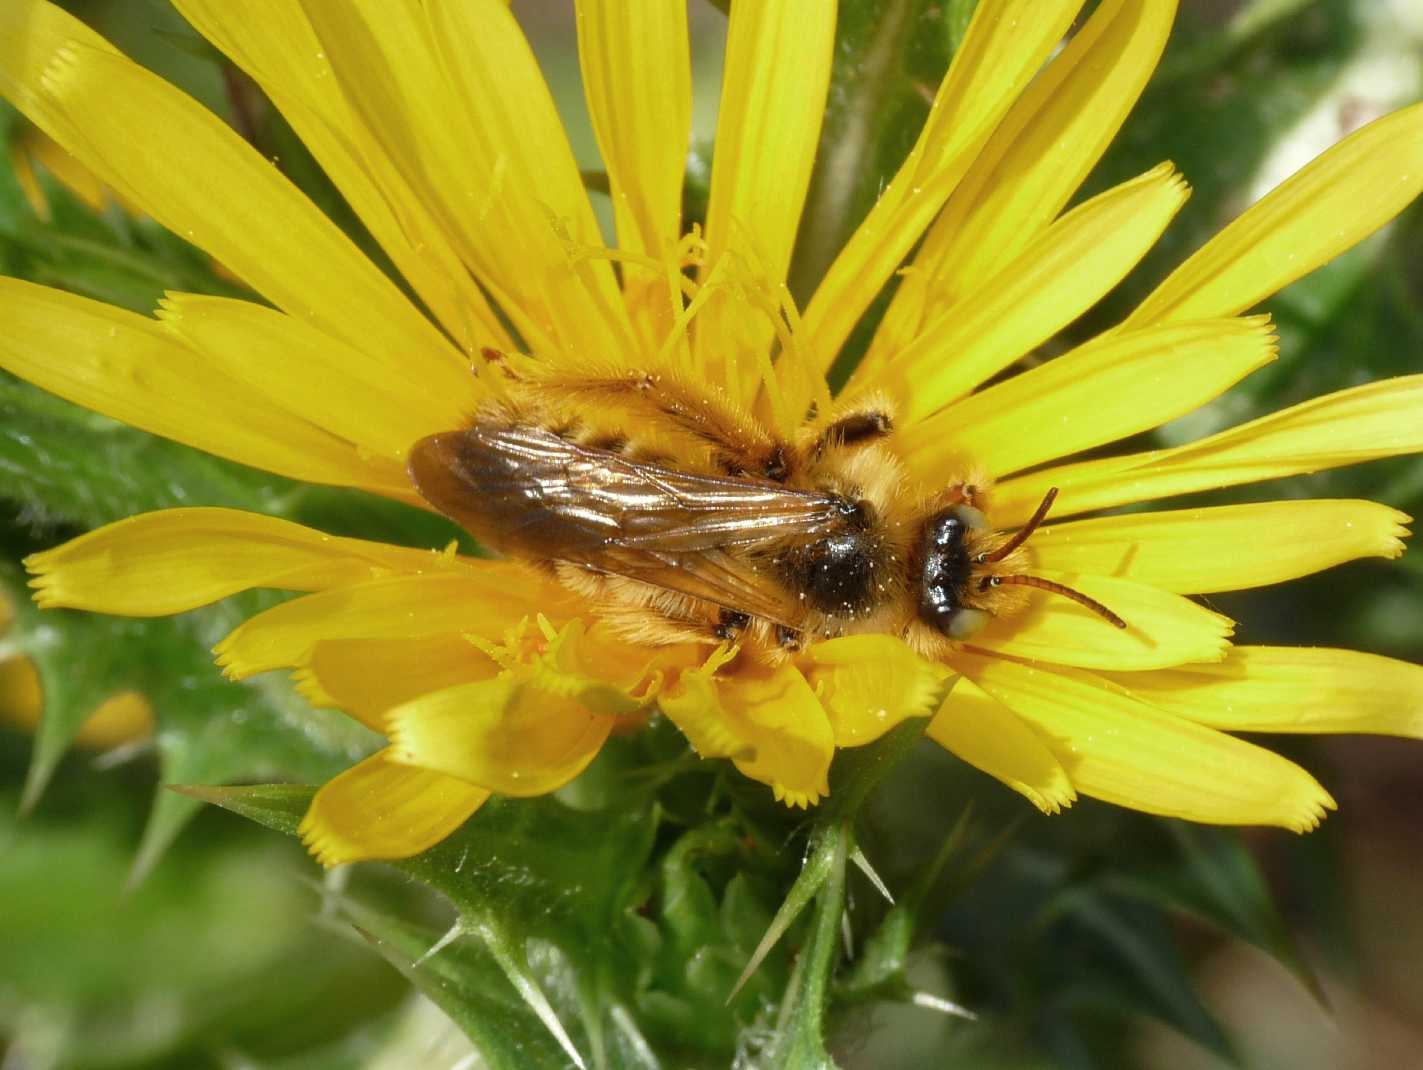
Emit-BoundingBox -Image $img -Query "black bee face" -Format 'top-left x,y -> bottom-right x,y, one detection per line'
915,505 -> 991,639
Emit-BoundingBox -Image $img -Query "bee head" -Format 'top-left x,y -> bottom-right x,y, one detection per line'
916,489 -> 1127,638
915,504 -> 992,639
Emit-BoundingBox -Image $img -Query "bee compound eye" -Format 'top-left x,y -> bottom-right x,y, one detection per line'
945,607 -> 990,640
951,505 -> 989,531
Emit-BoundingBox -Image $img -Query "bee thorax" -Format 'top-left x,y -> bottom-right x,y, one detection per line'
773,529 -> 886,618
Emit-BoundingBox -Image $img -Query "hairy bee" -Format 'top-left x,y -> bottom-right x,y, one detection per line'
408,356 -> 1124,659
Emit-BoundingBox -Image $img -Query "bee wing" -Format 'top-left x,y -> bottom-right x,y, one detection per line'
409,426 -> 846,625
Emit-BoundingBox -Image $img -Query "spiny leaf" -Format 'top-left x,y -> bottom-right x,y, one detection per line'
167,782 -> 313,838
475,912 -> 589,1070
185,783 -> 663,1068
3,554 -> 372,861
727,821 -> 841,1003
841,903 -> 914,1004
341,903 -> 575,1070
823,709 -> 937,820
1109,824 -> 1326,1007
848,846 -> 894,905
1041,890 -> 1238,1066
754,821 -> 849,1070
841,806 -> 975,1005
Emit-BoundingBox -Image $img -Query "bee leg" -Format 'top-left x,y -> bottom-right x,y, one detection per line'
714,609 -> 752,641
814,409 -> 893,458
478,346 -> 523,380
628,373 -> 793,481
585,432 -> 629,454
774,624 -> 803,652
943,480 -> 983,508
530,371 -> 794,481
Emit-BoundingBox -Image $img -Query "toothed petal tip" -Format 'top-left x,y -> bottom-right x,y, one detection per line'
297,811 -> 350,869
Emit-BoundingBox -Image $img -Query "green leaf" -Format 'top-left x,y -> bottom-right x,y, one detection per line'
823,707 -> 937,821
170,781 -> 313,837
0,778 -> 406,1069
659,819 -> 742,963
727,821 -> 839,1003
755,821 -> 849,1070
343,904 -> 575,1070
0,375 -> 281,528
1042,891 -> 1237,1066
3,562 -> 373,861
183,782 -> 664,1068
1109,824 -> 1325,1006
841,903 -> 914,1003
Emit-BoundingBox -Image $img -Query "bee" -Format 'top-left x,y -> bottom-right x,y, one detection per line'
408,354 -> 1125,659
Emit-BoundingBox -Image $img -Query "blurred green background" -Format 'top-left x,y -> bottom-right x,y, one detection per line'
2,1 -> 1422,1067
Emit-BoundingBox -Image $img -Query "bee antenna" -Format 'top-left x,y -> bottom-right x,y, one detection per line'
979,487 -> 1058,564
979,573 -> 1127,629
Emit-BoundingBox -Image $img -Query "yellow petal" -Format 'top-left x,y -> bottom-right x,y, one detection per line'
300,0 -> 632,364
299,747 -> 490,867
871,0 -> 1177,363
10,116 -> 115,218
994,375 -> 1423,527
703,0 -> 832,278
694,0 -> 835,400
387,676 -> 615,798
969,572 -> 1233,671
1031,500 -> 1410,594
1106,646 -> 1423,737
25,507 -> 469,616
73,691 -> 155,750
215,570 -> 573,679
296,636 -> 498,733
660,658 -> 834,808
1128,103 -> 1423,327
172,0 -> 511,355
0,662 -> 150,749
956,652 -> 1335,832
799,635 -> 951,748
801,0 -> 1085,377
926,676 -> 1076,814
574,0 -> 690,354
0,658 -> 44,733
0,1 -> 455,369
902,316 -> 1276,479
0,0 -> 117,144
0,278 -> 408,494
875,164 -> 1190,421
575,0 -> 689,260
155,294 -> 475,463
7,124 -> 51,219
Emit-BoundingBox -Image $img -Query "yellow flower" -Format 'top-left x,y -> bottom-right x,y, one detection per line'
0,586 -> 154,761
4,0 -> 1423,865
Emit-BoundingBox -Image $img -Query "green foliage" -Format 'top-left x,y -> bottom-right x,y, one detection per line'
0,768 -> 408,1069
175,728 -> 940,1070
2,1 -> 1422,1068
